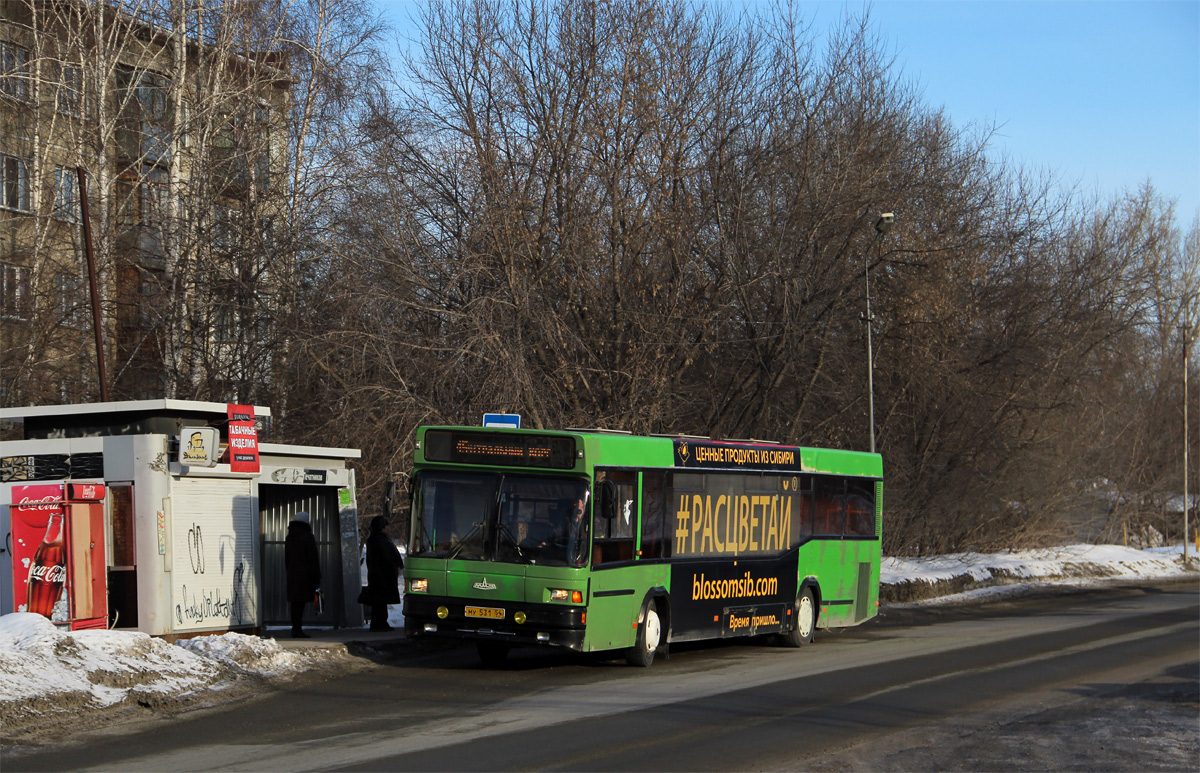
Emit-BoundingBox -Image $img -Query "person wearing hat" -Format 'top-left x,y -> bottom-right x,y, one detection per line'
285,510 -> 321,638
362,515 -> 403,631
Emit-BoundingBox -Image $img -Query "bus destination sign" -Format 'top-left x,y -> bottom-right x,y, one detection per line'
674,439 -> 803,472
424,430 -> 576,470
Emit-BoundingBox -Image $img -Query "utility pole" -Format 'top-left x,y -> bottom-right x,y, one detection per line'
77,167 -> 109,402
863,212 -> 893,454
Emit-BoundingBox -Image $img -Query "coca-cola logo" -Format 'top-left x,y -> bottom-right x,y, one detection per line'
28,563 -> 67,583
17,495 -> 62,511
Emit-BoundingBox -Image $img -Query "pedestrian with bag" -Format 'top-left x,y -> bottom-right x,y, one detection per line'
285,510 -> 321,638
362,515 -> 403,631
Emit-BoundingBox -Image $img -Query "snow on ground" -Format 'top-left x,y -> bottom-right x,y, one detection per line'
880,543 -> 1196,604
1,544 -> 1195,740
0,613 -> 349,740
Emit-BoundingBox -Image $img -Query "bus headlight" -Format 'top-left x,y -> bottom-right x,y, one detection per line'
410,579 -> 428,593
549,589 -> 583,604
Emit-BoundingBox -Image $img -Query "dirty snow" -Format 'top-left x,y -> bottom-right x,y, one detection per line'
881,543 -> 1195,604
0,613 -> 347,741
0,543 -> 1195,739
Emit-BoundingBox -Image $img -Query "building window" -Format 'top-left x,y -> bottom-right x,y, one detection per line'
54,272 -> 85,329
1,262 -> 31,319
1,153 -> 29,212
139,276 -> 162,325
213,204 -> 235,250
0,41 -> 29,101
116,170 -> 139,226
116,166 -> 166,227
213,302 -> 236,342
142,166 -> 167,227
253,104 -> 270,193
54,166 -> 79,223
115,66 -> 171,166
56,62 -> 83,117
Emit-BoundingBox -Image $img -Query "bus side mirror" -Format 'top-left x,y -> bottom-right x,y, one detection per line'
383,481 -> 398,517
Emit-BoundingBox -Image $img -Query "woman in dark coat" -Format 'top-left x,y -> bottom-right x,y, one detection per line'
364,515 -> 403,631
285,511 -> 321,638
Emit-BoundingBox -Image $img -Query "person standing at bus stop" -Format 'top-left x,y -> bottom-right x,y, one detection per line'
285,510 -> 321,638
363,515 -> 404,631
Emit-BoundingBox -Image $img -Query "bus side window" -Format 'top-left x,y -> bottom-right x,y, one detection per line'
814,477 -> 846,537
844,482 -> 876,537
640,471 -> 668,559
595,469 -> 637,564
797,476 -> 814,542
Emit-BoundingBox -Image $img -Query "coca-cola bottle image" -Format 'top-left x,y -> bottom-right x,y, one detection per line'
26,511 -> 67,618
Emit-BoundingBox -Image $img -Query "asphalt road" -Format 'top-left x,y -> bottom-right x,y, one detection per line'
7,580 -> 1198,772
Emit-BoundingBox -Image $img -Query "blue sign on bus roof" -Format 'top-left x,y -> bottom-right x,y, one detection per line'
482,413 -> 521,429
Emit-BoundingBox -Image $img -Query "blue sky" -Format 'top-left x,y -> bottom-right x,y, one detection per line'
375,1 -> 1200,228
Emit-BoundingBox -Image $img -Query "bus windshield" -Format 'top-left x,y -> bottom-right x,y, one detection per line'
411,471 -> 590,567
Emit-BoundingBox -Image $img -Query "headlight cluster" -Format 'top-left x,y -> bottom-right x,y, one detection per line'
409,578 -> 429,593
549,589 -> 583,604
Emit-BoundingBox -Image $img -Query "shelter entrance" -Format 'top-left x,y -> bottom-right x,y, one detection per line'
259,485 -> 344,627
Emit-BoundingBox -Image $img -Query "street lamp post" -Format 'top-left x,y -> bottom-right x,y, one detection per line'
863,212 -> 893,455
1181,318 -> 1193,560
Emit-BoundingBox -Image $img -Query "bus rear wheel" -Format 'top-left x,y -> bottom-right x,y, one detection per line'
625,605 -> 662,667
780,588 -> 815,647
476,641 -> 510,667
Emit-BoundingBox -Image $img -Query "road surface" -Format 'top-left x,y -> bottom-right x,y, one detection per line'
6,580 -> 1197,771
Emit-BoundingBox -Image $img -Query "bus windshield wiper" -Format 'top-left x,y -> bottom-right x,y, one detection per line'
497,522 -> 528,563
446,520 -> 483,560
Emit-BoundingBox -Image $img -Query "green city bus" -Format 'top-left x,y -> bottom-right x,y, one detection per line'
402,425 -> 882,666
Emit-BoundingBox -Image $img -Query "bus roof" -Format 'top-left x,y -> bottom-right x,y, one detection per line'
415,426 -> 882,479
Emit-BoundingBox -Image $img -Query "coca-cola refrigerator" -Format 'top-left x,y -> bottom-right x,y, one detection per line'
10,483 -> 108,630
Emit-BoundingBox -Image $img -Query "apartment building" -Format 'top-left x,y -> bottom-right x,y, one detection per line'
1,0 -> 291,407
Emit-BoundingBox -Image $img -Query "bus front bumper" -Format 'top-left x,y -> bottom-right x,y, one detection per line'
403,595 -> 587,650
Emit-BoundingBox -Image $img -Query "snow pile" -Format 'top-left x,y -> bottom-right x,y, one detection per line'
881,543 -> 1194,603
0,613 -> 223,706
176,631 -> 303,676
0,613 -> 323,738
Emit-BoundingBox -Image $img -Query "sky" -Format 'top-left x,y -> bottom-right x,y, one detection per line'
375,0 -> 1199,230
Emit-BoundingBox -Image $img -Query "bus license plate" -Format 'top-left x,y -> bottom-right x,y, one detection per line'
465,606 -> 505,620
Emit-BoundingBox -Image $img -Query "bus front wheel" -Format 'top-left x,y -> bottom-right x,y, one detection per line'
780,588 -> 816,647
625,605 -> 662,667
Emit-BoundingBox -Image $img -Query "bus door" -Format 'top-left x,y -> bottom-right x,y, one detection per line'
583,471 -> 643,652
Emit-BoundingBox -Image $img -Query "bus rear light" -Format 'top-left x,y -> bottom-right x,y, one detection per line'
410,579 -> 429,593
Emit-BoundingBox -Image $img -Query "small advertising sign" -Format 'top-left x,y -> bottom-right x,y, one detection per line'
226,404 -> 260,474
10,484 -> 68,620
673,439 -> 804,472
178,426 -> 220,468
67,482 -> 106,501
